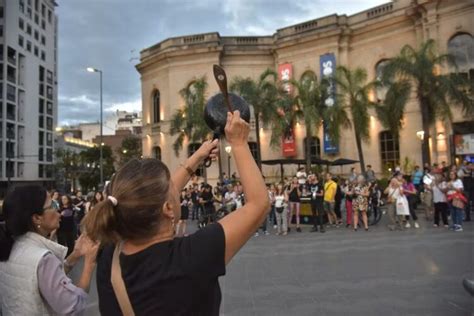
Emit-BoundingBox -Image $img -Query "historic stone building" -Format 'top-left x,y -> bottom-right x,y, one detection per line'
136,0 -> 473,183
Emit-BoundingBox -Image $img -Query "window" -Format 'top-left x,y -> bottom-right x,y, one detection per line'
34,30 -> 39,40
46,70 -> 52,84
19,35 -> 24,47
41,51 -> 45,61
152,90 -> 160,123
19,18 -> 25,30
41,20 -> 45,30
448,33 -> 474,80
46,117 -> 53,130
0,6 -> 3,18
39,164 -> 44,177
46,86 -> 52,99
26,41 -> 32,52
152,146 -> 161,160
35,14 -> 39,24
46,148 -> 52,162
38,131 -> 44,145
46,133 -> 52,146
48,10 -> 52,23
39,114 -> 44,128
39,98 -> 44,113
27,7 -> 32,19
39,65 -> 44,81
304,136 -> 321,161
248,142 -> 258,161
39,83 -> 44,96
42,4 -> 45,17
20,0 -> 25,13
34,46 -> 39,56
46,101 -> 52,114
7,103 -> 15,120
188,143 -> 204,177
26,24 -> 32,35
300,71 -> 317,86
41,35 -> 46,45
379,131 -> 400,171
7,84 -> 15,102
375,59 -> 390,101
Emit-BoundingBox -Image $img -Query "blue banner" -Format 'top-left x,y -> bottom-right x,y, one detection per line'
320,53 -> 339,154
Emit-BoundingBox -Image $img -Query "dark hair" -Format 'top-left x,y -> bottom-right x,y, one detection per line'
0,185 -> 47,261
61,195 -> 72,209
82,159 -> 171,244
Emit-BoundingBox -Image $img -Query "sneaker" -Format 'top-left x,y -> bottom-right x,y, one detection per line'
276,231 -> 281,235
405,222 -> 411,228
433,224 -> 439,228
310,227 -> 318,232
454,226 -> 463,232
254,232 -> 259,237
320,227 -> 326,233
414,222 -> 420,229
273,225 -> 277,229
264,231 -> 270,236
296,227 -> 302,233
444,224 -> 449,228
282,231 -> 288,236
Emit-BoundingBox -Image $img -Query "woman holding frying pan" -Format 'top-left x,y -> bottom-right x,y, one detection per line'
83,110 -> 269,315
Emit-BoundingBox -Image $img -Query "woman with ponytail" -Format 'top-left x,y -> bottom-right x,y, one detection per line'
0,185 -> 99,315
86,111 -> 269,315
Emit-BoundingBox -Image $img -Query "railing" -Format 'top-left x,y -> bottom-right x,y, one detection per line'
183,35 -> 205,44
295,20 -> 318,32
367,3 -> 393,18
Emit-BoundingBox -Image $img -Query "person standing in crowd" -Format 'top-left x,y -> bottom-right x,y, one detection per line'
369,181 -> 382,225
90,191 -> 104,212
432,173 -> 449,228
342,179 -> 354,228
84,111 -> 269,315
213,187 -> 224,216
447,171 -> 466,232
324,172 -> 339,227
190,185 -> 200,221
458,160 -> 473,222
51,191 -> 60,210
176,190 -> 190,237
334,177 -> 343,225
349,167 -> 357,183
422,168 -> 435,220
268,184 -> 277,229
384,177 -> 405,230
296,167 -> 307,186
274,184 -> 288,235
0,185 -> 99,315
412,165 -> 424,205
365,165 -> 376,183
199,184 -> 215,227
287,177 -> 302,232
73,191 -> 86,235
84,191 -> 95,215
224,184 -> 237,213
401,175 -> 420,228
57,195 -> 76,256
352,175 -> 370,231
308,175 -> 325,233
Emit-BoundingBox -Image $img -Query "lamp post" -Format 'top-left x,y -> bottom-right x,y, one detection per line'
225,146 -> 232,177
86,67 -> 104,188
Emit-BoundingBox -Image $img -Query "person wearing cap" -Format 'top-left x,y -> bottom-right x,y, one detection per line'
0,185 -> 99,315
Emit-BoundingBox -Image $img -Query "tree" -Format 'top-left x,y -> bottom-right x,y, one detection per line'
117,136 -> 142,167
78,146 -> 115,192
230,69 -> 279,169
169,77 -> 211,155
335,66 -> 377,174
55,148 -> 82,193
382,39 -> 473,166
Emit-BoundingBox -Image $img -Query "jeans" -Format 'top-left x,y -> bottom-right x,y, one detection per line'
275,208 -> 288,233
269,205 -> 276,226
451,206 -> 464,227
406,195 -> 418,221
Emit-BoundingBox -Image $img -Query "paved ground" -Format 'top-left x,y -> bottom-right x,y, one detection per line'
77,214 -> 474,316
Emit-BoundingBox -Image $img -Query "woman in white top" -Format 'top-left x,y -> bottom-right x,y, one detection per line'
384,177 -> 405,230
447,171 -> 466,231
274,184 -> 288,235
432,174 -> 449,227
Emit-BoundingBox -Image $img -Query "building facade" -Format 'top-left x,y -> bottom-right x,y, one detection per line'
0,0 -> 58,195
136,0 -> 474,183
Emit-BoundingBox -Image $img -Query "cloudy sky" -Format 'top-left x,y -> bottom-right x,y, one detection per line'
57,0 -> 387,125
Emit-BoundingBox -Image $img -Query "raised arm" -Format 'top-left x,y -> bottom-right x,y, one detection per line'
219,111 -> 270,264
171,139 -> 219,191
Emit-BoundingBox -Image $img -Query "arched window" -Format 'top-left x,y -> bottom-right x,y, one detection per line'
152,90 -> 160,123
304,136 -> 321,161
152,146 -> 161,161
375,59 -> 390,101
448,33 -> 474,80
300,71 -> 317,85
379,131 -> 400,171
188,143 -> 204,177
248,142 -> 258,161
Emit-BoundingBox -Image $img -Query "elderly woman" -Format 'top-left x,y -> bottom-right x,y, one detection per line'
352,175 -> 370,231
0,185 -> 99,315
83,111 -> 269,315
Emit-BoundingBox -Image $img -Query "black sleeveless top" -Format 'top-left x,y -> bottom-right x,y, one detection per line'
97,223 -> 226,315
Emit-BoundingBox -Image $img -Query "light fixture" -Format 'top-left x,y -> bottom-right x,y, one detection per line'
122,149 -> 127,154
416,131 -> 425,141
86,67 -> 98,73
101,142 -> 105,146
225,146 -> 232,154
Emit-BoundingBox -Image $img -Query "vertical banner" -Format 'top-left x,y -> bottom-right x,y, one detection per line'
320,53 -> 339,154
278,63 -> 293,94
282,128 -> 297,157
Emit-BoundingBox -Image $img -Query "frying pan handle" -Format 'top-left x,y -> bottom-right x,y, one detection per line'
213,65 -> 233,112
203,132 -> 220,168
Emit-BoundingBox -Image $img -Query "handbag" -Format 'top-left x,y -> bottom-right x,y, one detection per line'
396,196 -> 410,216
275,207 -> 284,213
111,243 -> 135,316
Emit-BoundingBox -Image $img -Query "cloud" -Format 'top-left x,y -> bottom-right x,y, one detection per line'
57,0 -> 387,125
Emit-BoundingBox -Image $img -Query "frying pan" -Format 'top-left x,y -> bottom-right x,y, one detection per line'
202,65 -> 251,167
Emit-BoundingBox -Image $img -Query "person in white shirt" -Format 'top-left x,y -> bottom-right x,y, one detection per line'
384,177 -> 404,230
432,174 -> 449,227
447,171 -> 465,231
296,168 -> 307,186
422,169 -> 435,220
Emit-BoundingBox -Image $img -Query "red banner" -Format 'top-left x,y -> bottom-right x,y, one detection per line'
278,63 -> 293,94
282,129 -> 297,157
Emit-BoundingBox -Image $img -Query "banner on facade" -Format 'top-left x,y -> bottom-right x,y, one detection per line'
282,129 -> 297,157
320,53 -> 339,154
278,63 -> 293,94
454,133 -> 474,155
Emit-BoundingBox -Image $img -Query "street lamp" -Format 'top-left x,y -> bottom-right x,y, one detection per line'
86,67 -> 104,187
225,146 -> 232,177
416,130 -> 425,141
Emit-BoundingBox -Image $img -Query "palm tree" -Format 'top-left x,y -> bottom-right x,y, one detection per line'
335,66 -> 377,174
382,39 -> 473,166
169,77 -> 211,155
230,69 -> 279,169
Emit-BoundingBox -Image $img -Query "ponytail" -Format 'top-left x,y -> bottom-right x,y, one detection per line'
82,199 -> 118,244
0,225 -> 14,261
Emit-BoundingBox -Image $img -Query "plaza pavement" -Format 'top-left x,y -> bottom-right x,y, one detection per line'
78,214 -> 473,316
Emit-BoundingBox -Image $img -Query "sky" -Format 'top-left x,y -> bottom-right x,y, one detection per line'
57,0 -> 388,125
